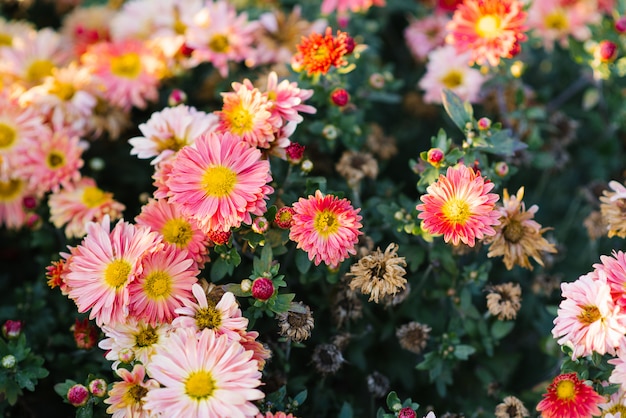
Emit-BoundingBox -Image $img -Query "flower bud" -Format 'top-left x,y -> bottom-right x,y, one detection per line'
286,142 -> 305,164
67,384 -> 90,407
301,159 -> 313,173
118,347 -> 135,364
596,40 -> 618,62
331,88 -> 350,107
477,117 -> 491,130
88,378 -> 107,397
344,36 -> 356,54
494,161 -> 509,177
252,217 -> 269,234
251,277 -> 274,301
179,43 -> 194,57
72,318 -> 98,350
616,16 -> 626,33
168,89 -> 187,106
22,196 -> 37,209
322,125 -> 338,141
26,213 -> 42,230
274,207 -> 295,229
2,320 -> 22,340
1,354 -> 16,369
398,407 -> 417,418
369,73 -> 385,89
240,279 -> 252,293
426,148 -> 444,166
207,230 -> 231,246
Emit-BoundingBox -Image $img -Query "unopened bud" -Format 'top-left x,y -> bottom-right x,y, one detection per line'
330,88 -> 350,107
251,277 -> 274,301
168,89 -> 187,106
274,207 -> 295,229
67,384 -> 89,407
596,40 -> 618,62
88,378 -> 107,397
1,354 -> 16,369
494,161 -> 509,177
426,148 -> 444,166
240,279 -> 252,293
118,347 -> 135,364
301,159 -> 313,173
251,217 -> 269,234
477,117 -> 491,130
2,320 -> 22,340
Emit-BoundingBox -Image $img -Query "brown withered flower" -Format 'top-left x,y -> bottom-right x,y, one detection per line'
347,243 -> 407,303
277,302 -> 314,343
494,396 -> 529,418
396,321 -> 431,354
600,180 -> 626,238
486,282 -> 522,321
335,150 -> 379,188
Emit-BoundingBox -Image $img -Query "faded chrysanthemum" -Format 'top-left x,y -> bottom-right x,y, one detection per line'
583,210 -> 606,242
396,321 -> 431,354
486,282 -> 521,321
600,181 -> 626,238
277,302 -> 314,343
335,150 -> 379,188
366,123 -> 397,160
494,396 -> 529,418
347,243 -> 407,303
366,371 -> 390,399
485,187 -> 557,270
531,273 -> 562,297
381,282 -> 411,308
312,343 -> 345,375
331,278 -> 363,328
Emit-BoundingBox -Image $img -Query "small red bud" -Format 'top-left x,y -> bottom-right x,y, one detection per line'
22,196 -> 37,209
597,40 -> 618,62
331,88 -> 350,107
398,407 -> 417,418
251,277 -> 274,301
179,43 -> 194,57
426,148 -> 444,166
207,230 -> 231,246
616,16 -> 626,34
286,142 -> 305,164
344,36 -> 355,54
274,207 -> 295,229
2,320 -> 22,340
67,384 -> 90,407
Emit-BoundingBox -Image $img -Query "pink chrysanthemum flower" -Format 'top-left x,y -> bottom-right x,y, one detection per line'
445,0 -> 528,67
60,5 -> 114,57
48,177 -> 125,239
597,383 -> 626,416
320,0 -> 385,16
526,0 -> 599,52
418,45 -> 487,104
0,17 -> 35,51
135,198 -> 209,268
404,14 -> 449,62
256,412 -> 295,418
165,131 -> 273,232
262,71 -> 316,124
238,329 -> 271,371
104,364 -> 160,418
99,317 -> 172,369
129,104 -> 219,166
185,0 -> 257,77
173,284 -> 248,341
417,164 -> 500,247
217,81 -> 280,149
552,272 -> 626,359
0,175 -> 32,229
536,373 -> 604,418
595,250 -> 626,310
143,328 -> 264,417
290,190 -> 363,268
609,341 -> 626,391
127,246 -> 198,325
81,39 -> 165,111
18,129 -> 85,195
64,216 -> 163,326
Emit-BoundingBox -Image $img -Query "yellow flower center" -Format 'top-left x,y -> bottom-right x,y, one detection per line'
26,59 -> 55,84
503,220 -> 524,243
134,325 -> 158,347
143,270 -> 171,300
577,305 -> 601,325
440,70 -> 463,89
313,209 -> 339,238
441,198 -> 471,226
555,379 -> 575,400
162,218 -> 193,247
606,405 -> 626,416
47,150 -> 65,169
0,178 -> 22,201
104,259 -> 132,289
475,14 -> 502,39
122,384 -> 148,405
209,34 -> 230,53
225,103 -> 254,136
201,165 -> 237,198
313,44 -> 331,62
0,123 -> 17,149
195,306 -> 221,330
110,52 -> 142,79
0,33 -> 13,46
50,80 -> 76,101
185,370 -> 216,400
155,135 -> 187,153
545,10 -> 569,31
82,186 -> 107,208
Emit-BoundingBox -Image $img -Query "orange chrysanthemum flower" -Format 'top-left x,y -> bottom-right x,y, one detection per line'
417,164 -> 500,247
536,373 -> 604,418
293,27 -> 351,75
446,0 -> 528,67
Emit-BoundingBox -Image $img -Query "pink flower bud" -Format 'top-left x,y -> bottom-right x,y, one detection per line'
616,16 -> 626,33
72,318 -> 98,350
398,407 -> 417,418
168,89 -> 187,106
207,230 -> 231,246
494,161 -> 509,177
251,277 -> 274,301
67,384 -> 89,407
252,217 -> 269,234
286,142 -> 306,164
596,40 -> 618,62
426,148 -> 444,166
477,117 -> 492,130
331,88 -> 350,107
2,320 -> 22,340
22,196 -> 37,209
88,379 -> 107,397
274,207 -> 295,229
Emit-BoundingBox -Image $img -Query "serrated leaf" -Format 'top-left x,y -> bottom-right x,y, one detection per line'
453,344 -> 476,360
479,130 -> 527,156
442,89 -> 472,131
15,371 -> 35,391
491,321 -> 515,340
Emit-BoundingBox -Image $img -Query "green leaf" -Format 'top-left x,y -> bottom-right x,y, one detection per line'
76,404 -> 94,418
479,129 -> 527,156
442,89 -> 472,131
491,321 -> 515,340
271,293 -> 295,314
293,389 -> 307,407
15,371 -> 35,391
210,259 -> 231,281
54,379 -> 77,399
386,391 -> 402,412
295,250 -> 312,274
453,344 -> 476,360
338,401 -> 353,418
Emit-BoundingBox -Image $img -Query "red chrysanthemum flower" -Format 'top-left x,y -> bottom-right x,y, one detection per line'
536,373 -> 604,418
293,27 -> 351,76
417,164 -> 500,247
446,0 -> 528,67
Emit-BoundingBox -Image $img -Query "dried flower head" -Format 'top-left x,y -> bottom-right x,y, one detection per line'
311,343 -> 345,375
335,150 -> 379,188
332,278 -> 363,328
396,321 -> 431,354
600,180 -> 626,238
485,187 -> 557,270
486,282 -> 522,321
347,243 -> 407,303
366,123 -> 397,160
380,282 -> 411,308
277,302 -> 314,343
367,371 -> 390,399
583,210 -> 606,242
531,273 -> 562,297
495,396 -> 529,418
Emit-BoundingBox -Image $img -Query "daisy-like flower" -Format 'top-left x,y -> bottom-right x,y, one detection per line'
0,175 -> 32,229
18,129 -> 85,195
396,321 -> 431,354
484,187 -> 557,270
261,71 -> 316,124
417,164 -> 500,247
236,329 -> 271,371
173,284 -> 248,341
127,246 -> 198,325
60,5 -> 114,57
143,327 -> 264,417
486,282 -> 522,320
217,81 -> 280,149
165,131 -> 273,232
48,177 -> 125,239
135,198 -> 209,268
536,373 -> 604,418
597,385 -> 626,417
99,318 -> 172,369
347,243 -> 407,303
290,190 -> 363,268
445,0 -> 528,67
129,104 -> 218,166
81,39 -> 165,111
552,272 -> 626,359
320,0 -> 385,16
600,180 -> 626,238
64,216 -> 163,326
104,364 -> 160,418
185,0 -> 257,77
292,27 -> 351,76
595,251 -> 626,310
419,45 -> 487,104
404,14 -> 449,62
0,17 -> 35,51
